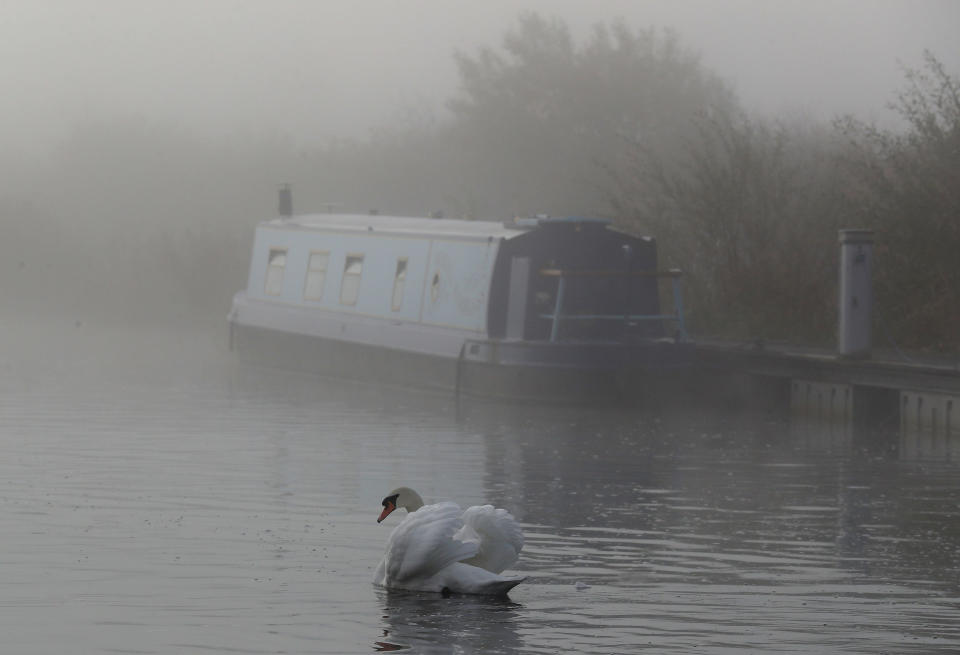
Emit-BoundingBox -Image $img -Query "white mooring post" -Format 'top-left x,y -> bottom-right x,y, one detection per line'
838,229 -> 874,358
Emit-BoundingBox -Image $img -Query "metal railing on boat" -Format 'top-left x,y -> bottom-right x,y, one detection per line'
537,268 -> 688,343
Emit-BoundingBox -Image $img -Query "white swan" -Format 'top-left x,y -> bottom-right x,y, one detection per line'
374,487 -> 526,596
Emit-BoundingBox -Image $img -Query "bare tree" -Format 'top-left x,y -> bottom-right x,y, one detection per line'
612,109 -> 847,342
448,13 -> 737,219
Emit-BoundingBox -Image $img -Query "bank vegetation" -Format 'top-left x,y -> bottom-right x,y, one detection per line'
1,14 -> 956,351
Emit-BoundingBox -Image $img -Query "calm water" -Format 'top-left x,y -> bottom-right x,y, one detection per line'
1,323 -> 958,653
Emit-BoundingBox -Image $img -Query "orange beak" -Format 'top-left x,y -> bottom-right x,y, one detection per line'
378,501 -> 395,523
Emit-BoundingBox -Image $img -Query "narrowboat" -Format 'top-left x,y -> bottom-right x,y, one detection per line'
228,201 -> 693,403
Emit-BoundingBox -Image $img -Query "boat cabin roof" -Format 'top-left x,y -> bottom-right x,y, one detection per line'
261,213 -> 615,243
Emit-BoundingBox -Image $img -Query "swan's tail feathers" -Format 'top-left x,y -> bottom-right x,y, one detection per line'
478,575 -> 526,596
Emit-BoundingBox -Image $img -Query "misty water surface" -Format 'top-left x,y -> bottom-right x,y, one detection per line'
0,323 -> 958,654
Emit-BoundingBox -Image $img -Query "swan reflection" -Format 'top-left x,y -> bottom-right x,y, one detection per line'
374,588 -> 523,653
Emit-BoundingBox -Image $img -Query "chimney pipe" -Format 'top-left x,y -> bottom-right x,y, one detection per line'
278,184 -> 293,218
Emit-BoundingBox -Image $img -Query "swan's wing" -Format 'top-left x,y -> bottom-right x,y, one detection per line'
381,502 -> 478,585
458,505 -> 524,574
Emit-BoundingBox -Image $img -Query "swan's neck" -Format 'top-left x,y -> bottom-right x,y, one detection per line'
399,487 -> 425,513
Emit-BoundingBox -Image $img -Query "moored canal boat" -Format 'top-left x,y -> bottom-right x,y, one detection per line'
228,205 -> 692,402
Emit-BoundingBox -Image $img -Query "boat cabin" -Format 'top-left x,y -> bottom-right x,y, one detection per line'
239,213 -> 684,343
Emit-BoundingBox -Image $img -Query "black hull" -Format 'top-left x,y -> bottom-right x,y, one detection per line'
231,323 -> 693,404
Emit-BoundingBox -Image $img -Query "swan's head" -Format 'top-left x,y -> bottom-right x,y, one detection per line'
377,487 -> 425,523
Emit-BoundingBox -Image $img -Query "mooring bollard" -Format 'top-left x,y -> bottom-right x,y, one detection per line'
838,229 -> 874,358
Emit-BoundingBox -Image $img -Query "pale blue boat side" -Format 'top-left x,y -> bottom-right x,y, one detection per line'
245,215 -> 509,332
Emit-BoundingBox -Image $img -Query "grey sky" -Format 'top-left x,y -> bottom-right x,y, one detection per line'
2,0 -> 958,152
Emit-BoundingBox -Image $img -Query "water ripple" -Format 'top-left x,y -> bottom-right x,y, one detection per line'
0,339 -> 958,653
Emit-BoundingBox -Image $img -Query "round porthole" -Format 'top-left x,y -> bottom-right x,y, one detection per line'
431,272 -> 441,302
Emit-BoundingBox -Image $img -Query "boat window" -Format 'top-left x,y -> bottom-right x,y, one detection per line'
391,257 -> 408,311
264,248 -> 287,296
303,250 -> 330,301
340,254 -> 364,305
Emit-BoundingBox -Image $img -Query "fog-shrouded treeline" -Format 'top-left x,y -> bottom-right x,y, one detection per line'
1,13 -> 957,351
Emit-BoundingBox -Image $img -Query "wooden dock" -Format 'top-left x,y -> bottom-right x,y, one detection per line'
690,339 -> 960,461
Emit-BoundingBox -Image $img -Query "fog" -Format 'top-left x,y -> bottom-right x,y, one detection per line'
2,6 -> 960,651
3,0 -> 958,151
1,0 -> 958,346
